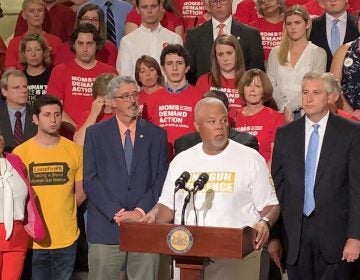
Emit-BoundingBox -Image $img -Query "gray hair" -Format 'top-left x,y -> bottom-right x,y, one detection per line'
302,72 -> 342,95
194,97 -> 227,122
0,70 -> 27,90
106,76 -> 137,98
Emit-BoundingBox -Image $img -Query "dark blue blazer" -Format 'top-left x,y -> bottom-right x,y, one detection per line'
83,117 -> 169,244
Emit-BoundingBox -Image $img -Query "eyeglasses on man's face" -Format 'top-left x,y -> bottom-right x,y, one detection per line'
113,92 -> 139,102
209,0 -> 228,7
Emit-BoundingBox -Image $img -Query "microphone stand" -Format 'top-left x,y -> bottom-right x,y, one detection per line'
181,189 -> 192,225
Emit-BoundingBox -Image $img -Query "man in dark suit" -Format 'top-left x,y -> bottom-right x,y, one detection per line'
309,0 -> 359,71
184,0 -> 264,83
174,89 -> 259,155
83,75 -> 169,280
271,72 -> 360,279
0,69 -> 36,152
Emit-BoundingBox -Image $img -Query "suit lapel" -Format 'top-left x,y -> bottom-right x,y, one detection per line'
0,106 -> 16,149
319,15 -> 331,51
106,117 -> 129,174
23,104 -> 36,139
314,113 -> 335,186
202,21 -> 215,48
344,14 -> 357,43
129,119 -> 147,177
294,118 -> 306,189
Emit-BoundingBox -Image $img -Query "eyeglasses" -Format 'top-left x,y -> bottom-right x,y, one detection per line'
209,0 -> 228,7
80,17 -> 99,24
113,92 -> 139,102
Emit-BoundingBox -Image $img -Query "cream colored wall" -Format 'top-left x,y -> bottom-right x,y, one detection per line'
1,0 -> 22,43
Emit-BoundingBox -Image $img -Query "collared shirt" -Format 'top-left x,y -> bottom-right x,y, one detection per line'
117,23 -> 183,77
114,116 -> 145,216
115,115 -> 137,146
7,105 -> 26,133
326,11 -> 347,48
165,81 -> 189,93
212,16 -> 232,40
87,0 -> 133,47
304,111 -> 329,171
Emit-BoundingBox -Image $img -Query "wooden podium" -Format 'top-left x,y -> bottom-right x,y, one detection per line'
119,222 -> 255,280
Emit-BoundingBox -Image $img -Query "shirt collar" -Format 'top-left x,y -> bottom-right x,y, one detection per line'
7,105 -> 26,117
212,16 -> 232,32
139,23 -> 162,33
305,110 -> 330,130
116,115 -> 137,135
166,81 -> 189,93
326,11 -> 347,23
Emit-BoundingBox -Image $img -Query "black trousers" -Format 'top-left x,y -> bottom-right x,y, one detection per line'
287,215 -> 351,280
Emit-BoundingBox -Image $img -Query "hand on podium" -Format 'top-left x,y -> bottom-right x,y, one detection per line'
252,221 -> 270,250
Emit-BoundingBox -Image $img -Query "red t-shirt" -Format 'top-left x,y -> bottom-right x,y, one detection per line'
5,32 -> 62,70
54,41 -> 118,67
348,0 -> 360,15
234,106 -> 284,162
286,0 -> 312,6
303,0 -> 324,18
249,18 -> 283,61
196,73 -> 245,121
175,0 -> 207,30
126,8 -> 183,33
76,110 -> 115,131
14,3 -> 75,42
138,87 -> 164,120
146,85 -> 203,145
47,60 -> 117,125
234,0 -> 260,25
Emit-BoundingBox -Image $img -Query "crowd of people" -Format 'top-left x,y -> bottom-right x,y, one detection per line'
0,0 -> 360,279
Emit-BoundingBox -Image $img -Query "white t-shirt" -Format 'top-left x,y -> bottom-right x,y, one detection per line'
158,140 -> 278,228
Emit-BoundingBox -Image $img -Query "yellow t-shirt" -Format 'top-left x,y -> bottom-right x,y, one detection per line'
13,137 -> 83,249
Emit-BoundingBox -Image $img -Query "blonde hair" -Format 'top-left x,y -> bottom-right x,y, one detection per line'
22,0 -> 45,11
278,5 -> 311,66
20,33 -> 51,67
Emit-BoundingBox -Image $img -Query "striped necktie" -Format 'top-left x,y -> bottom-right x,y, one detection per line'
217,23 -> 225,37
105,1 -> 116,45
14,111 -> 24,146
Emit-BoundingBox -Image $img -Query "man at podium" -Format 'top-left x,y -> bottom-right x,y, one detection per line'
143,97 -> 280,279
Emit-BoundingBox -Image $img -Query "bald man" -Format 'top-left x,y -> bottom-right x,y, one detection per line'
142,97 -> 279,279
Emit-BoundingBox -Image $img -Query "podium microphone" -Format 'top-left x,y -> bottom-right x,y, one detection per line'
174,171 -> 190,193
192,173 -> 209,194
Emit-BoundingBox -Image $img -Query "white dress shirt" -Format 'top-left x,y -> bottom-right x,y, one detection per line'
326,11 -> 348,47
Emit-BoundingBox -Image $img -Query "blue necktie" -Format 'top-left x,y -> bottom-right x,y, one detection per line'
330,19 -> 340,55
105,1 -> 116,45
124,129 -> 133,174
304,124 -> 320,216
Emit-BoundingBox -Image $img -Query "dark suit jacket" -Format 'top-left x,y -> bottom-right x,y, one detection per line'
271,113 -> 360,265
309,13 -> 359,71
83,117 -> 169,244
0,104 -> 37,152
184,19 -> 265,82
174,128 -> 259,155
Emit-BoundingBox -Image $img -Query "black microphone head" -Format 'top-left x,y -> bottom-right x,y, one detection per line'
194,173 -> 209,191
175,171 -> 190,185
